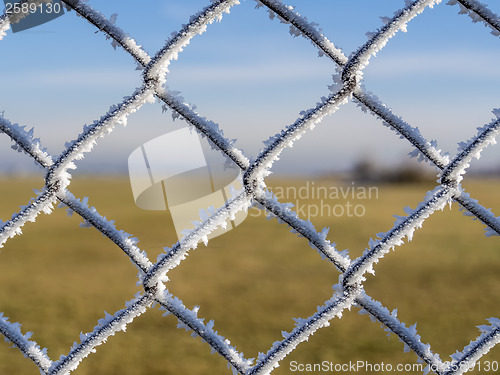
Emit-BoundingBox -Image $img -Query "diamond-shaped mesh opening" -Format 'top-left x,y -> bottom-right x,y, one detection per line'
364,204 -> 500,353
360,4 -> 500,159
167,214 -> 336,357
165,5 -> 334,160
317,180 -> 436,260
1,1 -> 500,374
0,207 -> 140,357
277,102 -> 433,174
0,19 -> 142,158
68,174 -> 178,260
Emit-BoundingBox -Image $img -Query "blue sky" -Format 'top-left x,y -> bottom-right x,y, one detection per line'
1,0 -> 500,176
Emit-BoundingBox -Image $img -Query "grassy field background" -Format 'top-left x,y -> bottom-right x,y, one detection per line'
0,175 -> 499,374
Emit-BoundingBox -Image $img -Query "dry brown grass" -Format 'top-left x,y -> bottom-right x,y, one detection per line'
0,175 -> 498,374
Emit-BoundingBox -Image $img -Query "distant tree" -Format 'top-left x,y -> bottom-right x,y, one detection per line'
352,158 -> 378,183
351,158 -> 434,184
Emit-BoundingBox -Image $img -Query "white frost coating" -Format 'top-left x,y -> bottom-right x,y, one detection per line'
255,188 -> 351,272
259,0 -> 450,171
247,89 -> 351,188
157,291 -> 252,374
57,191 -> 153,272
456,111 -> 500,154
255,0 -> 347,66
0,115 -> 54,168
433,318 -> 500,375
63,0 -> 151,66
0,313 -> 53,373
186,206 -> 226,245
0,188 -> 57,248
354,88 -> 450,168
68,0 -> 249,171
343,0 -> 442,82
143,191 -> 252,290
343,186 -> 456,286
262,0 -> 444,168
249,287 -> 361,375
0,14 -> 10,40
456,190 -> 500,237
49,293 -> 152,375
0,117 -> 60,250
157,89 -> 250,170
48,86 -> 156,191
442,118 -> 500,184
263,0 -> 499,243
63,7 -> 256,369
356,294 -> 443,370
144,0 -> 240,87
449,0 -> 500,37
1,0 -> 499,373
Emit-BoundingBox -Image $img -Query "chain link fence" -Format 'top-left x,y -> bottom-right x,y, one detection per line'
0,0 -> 500,374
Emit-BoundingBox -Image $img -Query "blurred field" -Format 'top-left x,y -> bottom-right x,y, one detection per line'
0,175 -> 499,375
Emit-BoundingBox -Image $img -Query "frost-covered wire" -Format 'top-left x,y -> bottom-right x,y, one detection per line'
0,13 -> 9,40
48,1 -> 240,192
0,1 -> 255,371
245,1 -> 437,187
342,186 -> 456,287
143,0 -> 240,87
344,0 -> 442,82
0,187 -> 58,248
0,115 -> 53,168
157,291 -> 252,374
46,85 -> 156,191
48,293 -> 153,375
441,118 -> 500,184
59,4 -> 418,374
255,189 -> 449,372
142,191 -> 252,291
249,1 -> 500,369
356,293 -> 444,371
249,285 -> 361,375
455,192 -> 500,237
442,318 -> 500,375
453,0 -> 500,37
0,313 -> 52,373
258,0 -> 500,240
61,0 -> 250,171
254,189 -> 351,271
256,0 -> 449,168
62,0 -> 150,66
57,191 -> 153,273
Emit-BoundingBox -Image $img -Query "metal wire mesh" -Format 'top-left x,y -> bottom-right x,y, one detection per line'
0,0 -> 499,374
